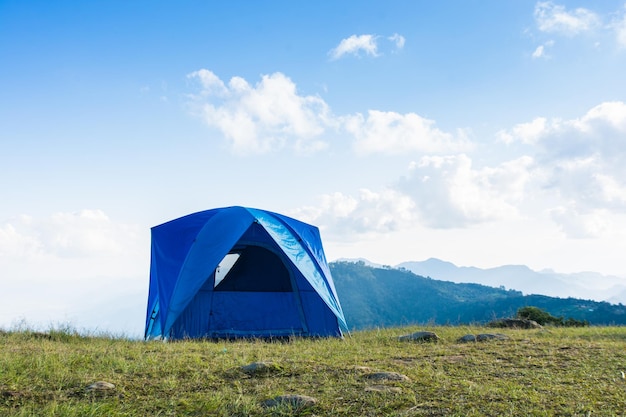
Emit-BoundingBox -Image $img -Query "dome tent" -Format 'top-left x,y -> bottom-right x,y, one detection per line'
145,206 -> 347,340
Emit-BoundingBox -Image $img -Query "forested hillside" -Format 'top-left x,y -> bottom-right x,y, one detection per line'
330,261 -> 626,330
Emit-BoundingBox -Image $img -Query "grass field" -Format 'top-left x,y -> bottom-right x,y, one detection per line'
1,326 -> 625,416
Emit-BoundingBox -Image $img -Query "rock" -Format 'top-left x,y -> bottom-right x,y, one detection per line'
457,334 -> 477,343
365,385 -> 403,393
262,394 -> 317,408
240,361 -> 280,375
458,333 -> 509,342
85,381 -> 115,393
487,318 -> 542,329
476,333 -> 509,341
397,331 -> 439,342
364,372 -> 410,381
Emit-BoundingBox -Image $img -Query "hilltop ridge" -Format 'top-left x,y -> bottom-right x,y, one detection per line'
330,260 -> 626,330
337,257 -> 626,305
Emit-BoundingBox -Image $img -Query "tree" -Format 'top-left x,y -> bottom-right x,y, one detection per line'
516,306 -> 588,327
517,306 -> 556,325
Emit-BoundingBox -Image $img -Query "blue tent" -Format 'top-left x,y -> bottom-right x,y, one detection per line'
145,206 -> 347,340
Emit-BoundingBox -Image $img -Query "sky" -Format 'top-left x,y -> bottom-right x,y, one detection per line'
2,1 -> 626,337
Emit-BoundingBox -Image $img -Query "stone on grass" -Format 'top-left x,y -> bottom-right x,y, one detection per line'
364,372 -> 410,381
397,331 -> 439,342
85,381 -> 115,393
476,333 -> 509,341
457,334 -> 477,343
458,333 -> 509,343
240,361 -> 280,375
262,394 -> 317,408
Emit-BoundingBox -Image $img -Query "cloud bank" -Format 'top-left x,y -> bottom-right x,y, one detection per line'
187,70 -> 468,156
0,210 -> 147,335
300,100 -> 626,240
187,65 -> 626,241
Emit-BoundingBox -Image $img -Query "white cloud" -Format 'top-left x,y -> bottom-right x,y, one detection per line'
549,205 -> 610,238
293,100 -> 626,241
345,110 -> 472,154
499,101 -> 626,235
0,210 -> 142,261
578,101 -> 626,132
497,117 -> 550,144
0,216 -> 41,258
397,155 -> 534,228
531,40 -> 554,59
389,33 -> 406,50
328,33 -> 405,60
188,70 -> 473,156
545,156 -> 626,215
297,154 -> 535,235
532,44 -> 546,58
293,189 -> 415,237
187,70 -> 334,154
594,173 -> 626,206
534,2 -> 600,36
499,101 -> 626,158
533,3 -> 626,51
329,34 -> 379,60
187,69 -> 228,96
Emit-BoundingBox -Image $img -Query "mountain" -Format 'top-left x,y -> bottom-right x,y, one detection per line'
330,261 -> 626,330
397,258 -> 626,305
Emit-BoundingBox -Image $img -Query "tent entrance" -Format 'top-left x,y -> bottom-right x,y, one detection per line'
207,245 -> 307,337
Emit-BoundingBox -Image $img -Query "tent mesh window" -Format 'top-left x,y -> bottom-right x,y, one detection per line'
213,245 -> 293,292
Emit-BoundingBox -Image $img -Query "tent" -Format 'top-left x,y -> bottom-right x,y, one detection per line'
144,206 -> 347,340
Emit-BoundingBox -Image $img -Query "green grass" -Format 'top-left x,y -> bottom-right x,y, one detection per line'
2,326 -> 626,416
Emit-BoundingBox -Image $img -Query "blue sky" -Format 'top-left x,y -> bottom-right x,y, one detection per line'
2,1 -> 626,336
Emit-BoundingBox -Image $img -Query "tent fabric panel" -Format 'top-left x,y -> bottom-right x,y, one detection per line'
248,208 -> 347,330
272,212 -> 345,326
273,212 -> 332,281
208,292 -> 304,336
152,209 -> 218,261
273,212 -> 326,265
299,291 -> 342,337
150,210 -> 218,298
148,208 -> 223,336
163,207 -> 255,334
169,289 -> 213,339
237,219 -> 277,246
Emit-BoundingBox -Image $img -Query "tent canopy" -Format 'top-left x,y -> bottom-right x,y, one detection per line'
145,206 -> 347,340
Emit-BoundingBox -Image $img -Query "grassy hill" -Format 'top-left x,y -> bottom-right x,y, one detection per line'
2,326 -> 626,416
331,261 -> 626,329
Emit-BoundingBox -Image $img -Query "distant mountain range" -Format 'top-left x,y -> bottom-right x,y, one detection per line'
338,257 -> 626,305
330,260 -> 626,330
